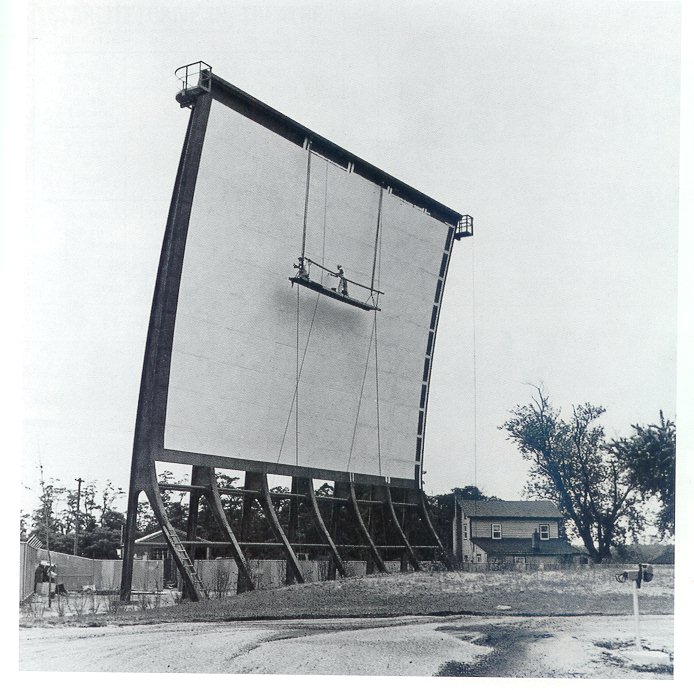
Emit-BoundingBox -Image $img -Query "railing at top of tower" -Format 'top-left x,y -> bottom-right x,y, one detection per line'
175,61 -> 212,107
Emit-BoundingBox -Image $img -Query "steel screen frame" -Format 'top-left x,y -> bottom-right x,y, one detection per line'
134,73 -> 465,493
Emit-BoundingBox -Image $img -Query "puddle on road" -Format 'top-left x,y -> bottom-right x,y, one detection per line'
436,624 -> 554,677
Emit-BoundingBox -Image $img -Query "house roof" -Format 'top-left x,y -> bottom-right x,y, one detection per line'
472,537 -> 580,556
459,499 -> 562,519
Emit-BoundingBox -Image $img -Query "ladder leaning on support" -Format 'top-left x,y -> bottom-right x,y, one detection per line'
160,522 -> 209,600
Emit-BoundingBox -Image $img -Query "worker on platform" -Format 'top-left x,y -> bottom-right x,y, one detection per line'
295,256 -> 309,280
336,265 -> 349,296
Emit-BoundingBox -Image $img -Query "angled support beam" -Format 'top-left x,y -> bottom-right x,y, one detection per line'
417,490 -> 454,571
383,485 -> 420,571
144,482 -> 207,601
348,482 -> 387,573
191,465 -> 255,593
298,477 -> 347,577
248,472 -> 304,585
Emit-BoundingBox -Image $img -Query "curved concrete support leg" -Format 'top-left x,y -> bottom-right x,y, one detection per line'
418,490 -> 454,571
384,485 -> 420,571
348,482 -> 387,573
192,465 -> 255,593
249,472 -> 305,585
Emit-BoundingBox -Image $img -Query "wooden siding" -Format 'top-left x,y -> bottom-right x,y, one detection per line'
470,518 -> 559,540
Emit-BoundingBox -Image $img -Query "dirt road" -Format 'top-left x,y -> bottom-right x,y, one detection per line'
19,614 -> 673,678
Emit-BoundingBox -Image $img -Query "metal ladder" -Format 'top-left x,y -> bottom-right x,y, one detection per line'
161,523 -> 209,599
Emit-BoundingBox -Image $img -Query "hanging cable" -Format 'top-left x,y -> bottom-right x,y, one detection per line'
277,149 -> 324,467
347,317 -> 377,472
370,188 -> 384,292
295,285 -> 300,466
472,235 -> 479,498
321,159 -> 328,279
276,293 -> 321,466
301,142 -> 312,261
374,311 -> 382,477
373,200 -> 384,474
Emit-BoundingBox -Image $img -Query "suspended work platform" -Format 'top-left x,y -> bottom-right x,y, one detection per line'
289,275 -> 381,311
289,257 -> 383,312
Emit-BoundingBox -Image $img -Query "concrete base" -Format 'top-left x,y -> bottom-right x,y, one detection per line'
620,649 -> 671,669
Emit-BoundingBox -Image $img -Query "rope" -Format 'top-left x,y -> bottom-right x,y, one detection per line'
277,151 -> 324,466
371,188 -> 383,292
322,159 -> 328,279
472,235 -> 479,497
374,201 -> 384,474
374,311 -> 382,476
300,143 -> 312,260
295,285 -> 300,466
347,317 -> 377,472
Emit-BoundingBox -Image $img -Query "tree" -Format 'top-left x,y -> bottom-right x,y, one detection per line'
607,411 -> 675,537
426,486 -> 497,551
500,387 -> 644,562
26,476 -> 126,557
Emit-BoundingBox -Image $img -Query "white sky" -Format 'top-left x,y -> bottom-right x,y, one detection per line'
7,0 -> 685,513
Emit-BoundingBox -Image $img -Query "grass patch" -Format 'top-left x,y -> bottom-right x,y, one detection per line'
21,568 -> 674,628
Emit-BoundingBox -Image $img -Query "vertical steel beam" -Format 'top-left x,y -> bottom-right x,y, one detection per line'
192,465 -> 254,593
182,479 -> 202,600
120,488 -> 141,600
348,482 -> 387,574
240,472 -> 255,543
286,477 -> 301,585
186,480 -> 202,562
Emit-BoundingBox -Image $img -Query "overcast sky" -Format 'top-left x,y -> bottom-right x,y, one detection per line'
9,0 -> 683,512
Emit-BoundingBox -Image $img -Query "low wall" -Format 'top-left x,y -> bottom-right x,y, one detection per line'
20,541 -> 404,601
19,543 -> 164,600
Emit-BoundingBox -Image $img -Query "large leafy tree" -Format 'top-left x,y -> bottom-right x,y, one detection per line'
607,411 -> 675,537
501,387 -> 644,562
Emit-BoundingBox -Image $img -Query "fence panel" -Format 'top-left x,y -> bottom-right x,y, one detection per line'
19,542 -> 42,601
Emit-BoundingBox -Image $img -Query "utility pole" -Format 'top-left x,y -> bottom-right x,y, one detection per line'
73,477 -> 83,556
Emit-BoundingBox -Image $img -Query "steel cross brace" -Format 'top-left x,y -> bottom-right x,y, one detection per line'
190,465 -> 255,593
295,477 -> 347,577
382,485 -> 420,571
348,482 -> 387,573
245,472 -> 305,585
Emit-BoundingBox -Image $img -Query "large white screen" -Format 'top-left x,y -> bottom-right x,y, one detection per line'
164,101 -> 449,480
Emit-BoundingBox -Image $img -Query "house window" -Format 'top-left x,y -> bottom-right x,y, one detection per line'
463,522 -> 468,540
464,555 -> 469,562
491,523 -> 502,540
151,548 -> 168,560
539,524 -> 550,540
476,553 -> 482,563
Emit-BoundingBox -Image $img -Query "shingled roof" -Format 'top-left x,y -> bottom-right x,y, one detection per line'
459,499 -> 562,519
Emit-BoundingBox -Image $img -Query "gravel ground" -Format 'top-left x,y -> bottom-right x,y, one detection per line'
19,568 -> 674,678
19,613 -> 673,678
